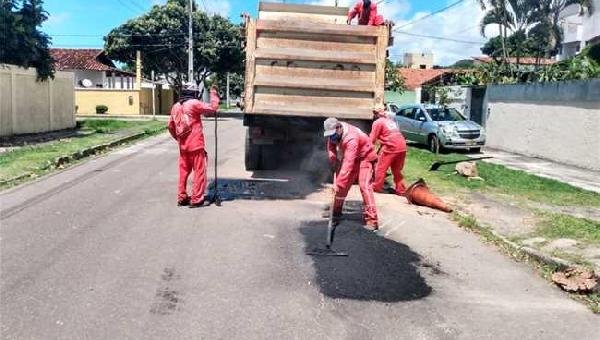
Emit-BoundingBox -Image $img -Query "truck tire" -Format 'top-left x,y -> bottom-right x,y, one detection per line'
245,129 -> 261,171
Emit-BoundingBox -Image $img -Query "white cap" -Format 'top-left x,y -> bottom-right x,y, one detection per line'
323,117 -> 339,137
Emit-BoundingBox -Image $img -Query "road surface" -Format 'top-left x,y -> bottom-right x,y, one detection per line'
1,116 -> 598,339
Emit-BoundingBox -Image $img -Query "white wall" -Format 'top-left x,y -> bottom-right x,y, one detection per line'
582,0 -> 600,43
0,64 -> 76,136
483,80 -> 600,170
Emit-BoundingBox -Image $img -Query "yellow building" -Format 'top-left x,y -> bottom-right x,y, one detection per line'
51,48 -> 173,116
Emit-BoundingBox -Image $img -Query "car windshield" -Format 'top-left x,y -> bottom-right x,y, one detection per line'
427,108 -> 465,122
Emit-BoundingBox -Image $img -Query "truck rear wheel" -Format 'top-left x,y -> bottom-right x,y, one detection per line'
245,129 -> 261,171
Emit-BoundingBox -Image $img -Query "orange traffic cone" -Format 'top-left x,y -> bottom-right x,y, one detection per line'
405,178 -> 453,213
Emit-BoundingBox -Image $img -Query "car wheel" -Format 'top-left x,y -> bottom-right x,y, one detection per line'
428,135 -> 440,154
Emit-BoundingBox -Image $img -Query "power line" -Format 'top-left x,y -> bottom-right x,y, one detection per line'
394,31 -> 485,45
394,0 -> 465,31
115,0 -> 142,14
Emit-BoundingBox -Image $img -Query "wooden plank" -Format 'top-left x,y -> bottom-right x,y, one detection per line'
373,26 -> 388,107
255,64 -> 374,84
251,105 -> 373,120
259,31 -> 376,45
259,2 -> 349,16
256,20 -> 381,37
254,93 -> 374,111
259,12 -> 347,25
254,74 -> 374,93
256,59 -> 376,73
255,86 -> 374,99
255,47 -> 375,65
257,36 -> 375,53
244,18 -> 257,113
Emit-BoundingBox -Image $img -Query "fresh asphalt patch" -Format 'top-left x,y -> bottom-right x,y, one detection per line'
300,220 -> 432,302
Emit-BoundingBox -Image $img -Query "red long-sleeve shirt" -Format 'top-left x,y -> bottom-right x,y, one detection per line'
168,89 -> 219,152
370,117 -> 407,154
327,122 -> 377,188
348,1 -> 379,25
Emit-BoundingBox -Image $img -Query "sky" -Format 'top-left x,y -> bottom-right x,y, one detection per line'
42,0 -> 498,66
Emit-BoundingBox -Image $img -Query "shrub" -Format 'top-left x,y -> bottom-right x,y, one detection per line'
96,105 -> 108,114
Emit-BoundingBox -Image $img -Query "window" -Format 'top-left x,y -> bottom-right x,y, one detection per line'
415,110 -> 427,121
400,108 -> 417,120
428,108 -> 466,122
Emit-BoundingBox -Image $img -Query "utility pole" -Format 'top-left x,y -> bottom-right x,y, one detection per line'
226,72 -> 230,109
151,70 -> 156,120
187,0 -> 194,84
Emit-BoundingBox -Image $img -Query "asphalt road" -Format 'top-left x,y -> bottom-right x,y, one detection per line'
1,117 -> 598,339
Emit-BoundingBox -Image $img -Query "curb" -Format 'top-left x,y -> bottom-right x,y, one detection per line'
452,210 -> 576,271
0,127 -> 165,187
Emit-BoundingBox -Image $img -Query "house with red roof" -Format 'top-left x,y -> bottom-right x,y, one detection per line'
50,48 -> 173,115
386,68 -> 450,104
51,48 -> 137,89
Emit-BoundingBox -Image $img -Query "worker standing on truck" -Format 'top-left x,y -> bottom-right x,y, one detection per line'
168,84 -> 220,208
324,117 -> 379,231
347,0 -> 385,26
370,106 -> 407,196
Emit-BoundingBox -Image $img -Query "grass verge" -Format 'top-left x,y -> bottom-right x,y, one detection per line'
0,119 -> 165,188
452,212 -> 599,313
400,147 -> 600,207
535,212 -> 600,245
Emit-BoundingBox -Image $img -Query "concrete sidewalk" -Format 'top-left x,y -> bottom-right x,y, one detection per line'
471,149 -> 600,193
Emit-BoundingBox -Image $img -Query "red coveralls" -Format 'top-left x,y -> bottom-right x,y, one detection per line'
348,1 -> 384,25
370,116 -> 407,195
327,122 -> 379,227
167,89 -> 219,204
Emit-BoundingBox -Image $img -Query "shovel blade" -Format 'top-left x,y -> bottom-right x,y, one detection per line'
306,248 -> 348,257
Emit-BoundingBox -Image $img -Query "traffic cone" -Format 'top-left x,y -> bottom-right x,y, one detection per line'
405,178 -> 453,213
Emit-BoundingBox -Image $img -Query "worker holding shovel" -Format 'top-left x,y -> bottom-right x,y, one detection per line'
167,84 -> 219,208
370,106 -> 407,196
324,117 -> 379,231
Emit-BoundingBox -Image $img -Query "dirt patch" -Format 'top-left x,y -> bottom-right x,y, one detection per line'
150,267 -> 183,315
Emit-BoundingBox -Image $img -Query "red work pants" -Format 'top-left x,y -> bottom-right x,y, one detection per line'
333,160 -> 378,226
178,149 -> 207,204
373,151 -> 407,195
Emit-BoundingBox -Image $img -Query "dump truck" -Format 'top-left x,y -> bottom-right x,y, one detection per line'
243,2 -> 391,170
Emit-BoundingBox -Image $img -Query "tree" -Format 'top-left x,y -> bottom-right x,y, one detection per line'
0,0 -> 54,80
532,0 -> 594,58
385,58 -> 406,93
104,0 -> 243,93
478,0 -> 538,64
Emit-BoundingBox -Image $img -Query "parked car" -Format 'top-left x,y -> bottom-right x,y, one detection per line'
386,103 -> 486,153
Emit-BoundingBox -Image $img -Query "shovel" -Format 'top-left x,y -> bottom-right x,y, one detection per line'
429,156 -> 493,171
306,172 -> 348,257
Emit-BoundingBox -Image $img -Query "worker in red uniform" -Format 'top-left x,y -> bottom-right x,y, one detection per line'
168,84 -> 219,208
347,0 -> 385,26
324,117 -> 379,231
370,106 -> 408,195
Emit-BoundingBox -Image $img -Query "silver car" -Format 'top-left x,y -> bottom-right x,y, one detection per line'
386,103 -> 486,153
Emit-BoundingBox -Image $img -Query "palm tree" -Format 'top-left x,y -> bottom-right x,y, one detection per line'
478,0 -> 537,63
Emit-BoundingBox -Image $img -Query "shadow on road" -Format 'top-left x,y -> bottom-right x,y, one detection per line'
207,171 -> 324,201
300,219 -> 432,302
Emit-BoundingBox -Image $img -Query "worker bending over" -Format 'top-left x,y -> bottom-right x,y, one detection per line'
324,117 -> 379,231
347,0 -> 385,26
168,84 -> 219,208
370,106 -> 407,195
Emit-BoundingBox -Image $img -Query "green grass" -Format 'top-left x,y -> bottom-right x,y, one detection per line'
398,147 -> 600,207
535,212 -> 600,245
0,119 -> 165,184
